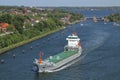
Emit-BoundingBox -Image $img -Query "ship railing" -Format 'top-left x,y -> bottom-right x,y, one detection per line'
64,45 -> 79,52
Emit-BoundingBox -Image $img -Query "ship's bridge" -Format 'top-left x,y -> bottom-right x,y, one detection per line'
66,34 -> 80,47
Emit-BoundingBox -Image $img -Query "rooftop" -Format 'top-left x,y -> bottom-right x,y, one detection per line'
0,23 -> 8,28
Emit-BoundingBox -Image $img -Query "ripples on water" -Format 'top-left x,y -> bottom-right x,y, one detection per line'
0,10 -> 120,80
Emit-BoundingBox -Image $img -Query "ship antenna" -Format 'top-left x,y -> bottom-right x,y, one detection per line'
72,28 -> 77,36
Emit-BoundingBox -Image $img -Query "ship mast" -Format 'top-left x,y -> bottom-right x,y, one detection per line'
39,52 -> 43,64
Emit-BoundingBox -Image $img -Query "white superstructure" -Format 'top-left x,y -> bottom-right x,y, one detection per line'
66,33 -> 80,47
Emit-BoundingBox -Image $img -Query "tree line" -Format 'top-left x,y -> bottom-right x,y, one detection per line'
106,13 -> 120,22
0,8 -> 83,49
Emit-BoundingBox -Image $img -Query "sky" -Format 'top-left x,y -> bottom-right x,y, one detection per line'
0,0 -> 120,7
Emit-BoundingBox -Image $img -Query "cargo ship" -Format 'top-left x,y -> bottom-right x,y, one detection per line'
33,32 -> 82,73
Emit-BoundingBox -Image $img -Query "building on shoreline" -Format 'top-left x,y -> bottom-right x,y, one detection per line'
0,22 -> 9,32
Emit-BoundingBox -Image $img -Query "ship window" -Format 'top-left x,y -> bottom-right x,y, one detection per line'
65,48 -> 68,51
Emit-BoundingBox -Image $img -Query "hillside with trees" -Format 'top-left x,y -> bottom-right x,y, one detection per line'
0,6 -> 83,51
106,13 -> 120,22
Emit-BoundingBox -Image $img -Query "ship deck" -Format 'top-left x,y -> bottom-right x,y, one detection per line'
45,50 -> 77,63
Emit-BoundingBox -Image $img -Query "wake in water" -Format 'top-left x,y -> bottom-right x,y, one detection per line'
80,30 -> 110,60
70,32 -> 110,66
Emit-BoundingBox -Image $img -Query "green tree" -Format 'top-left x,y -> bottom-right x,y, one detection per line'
7,25 -> 14,31
14,21 -> 24,34
0,14 -> 12,23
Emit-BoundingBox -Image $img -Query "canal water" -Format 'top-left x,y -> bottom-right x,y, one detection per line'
0,9 -> 120,80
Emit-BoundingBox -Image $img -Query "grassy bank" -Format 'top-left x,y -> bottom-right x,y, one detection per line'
0,27 -> 63,54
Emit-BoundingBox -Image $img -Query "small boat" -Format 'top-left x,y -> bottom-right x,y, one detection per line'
80,24 -> 83,26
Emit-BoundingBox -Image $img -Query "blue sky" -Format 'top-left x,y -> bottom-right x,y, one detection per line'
0,0 -> 120,7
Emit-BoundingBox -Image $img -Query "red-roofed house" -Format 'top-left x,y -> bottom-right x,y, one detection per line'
0,22 -> 9,32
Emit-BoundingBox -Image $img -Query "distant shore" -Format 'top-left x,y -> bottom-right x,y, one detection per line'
0,27 -> 63,54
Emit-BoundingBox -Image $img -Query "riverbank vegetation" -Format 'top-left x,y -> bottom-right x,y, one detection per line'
0,6 -> 83,53
106,13 -> 120,22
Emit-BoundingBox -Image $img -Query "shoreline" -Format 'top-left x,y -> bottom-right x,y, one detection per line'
0,27 -> 63,54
